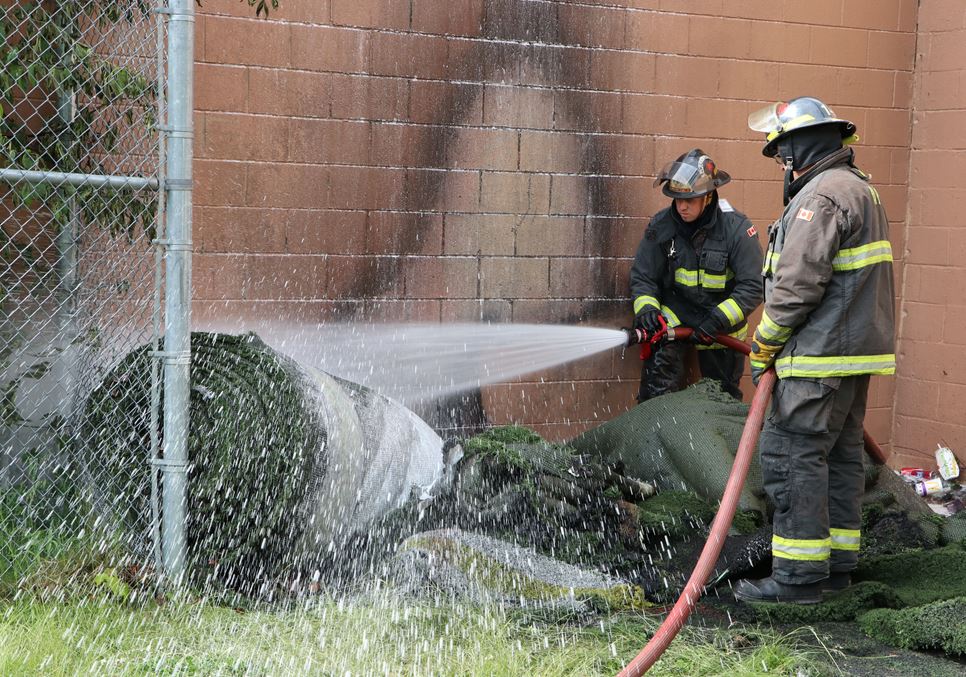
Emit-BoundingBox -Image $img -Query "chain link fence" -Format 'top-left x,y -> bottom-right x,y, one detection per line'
0,0 -> 166,592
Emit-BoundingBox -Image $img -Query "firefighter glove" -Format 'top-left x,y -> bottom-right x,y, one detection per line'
635,308 -> 664,336
749,340 -> 782,384
691,316 -> 720,345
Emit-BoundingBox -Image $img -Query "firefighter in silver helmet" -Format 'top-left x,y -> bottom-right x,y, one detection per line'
734,97 -> 896,604
630,148 -> 763,402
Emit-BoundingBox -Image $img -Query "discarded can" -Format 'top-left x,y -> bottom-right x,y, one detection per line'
935,445 -> 960,481
901,467 -> 934,480
915,477 -> 946,497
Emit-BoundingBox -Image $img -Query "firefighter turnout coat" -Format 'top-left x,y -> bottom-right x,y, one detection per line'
752,148 -> 896,379
752,146 -> 896,584
631,196 -> 763,343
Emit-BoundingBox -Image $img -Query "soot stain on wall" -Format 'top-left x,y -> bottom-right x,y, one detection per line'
337,0 -> 630,311
332,1 -> 639,433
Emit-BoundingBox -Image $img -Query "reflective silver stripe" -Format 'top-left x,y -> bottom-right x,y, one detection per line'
674,268 -> 699,287
774,354 -> 896,378
772,535 -> 830,562
716,298 -> 744,327
755,310 -> 792,344
830,528 -> 861,552
660,305 -> 682,328
700,269 -> 731,289
634,295 -> 661,314
762,250 -> 779,275
831,240 -> 893,271
675,267 -> 733,289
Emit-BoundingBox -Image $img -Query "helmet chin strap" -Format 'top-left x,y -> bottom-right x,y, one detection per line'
781,158 -> 794,206
776,139 -> 796,206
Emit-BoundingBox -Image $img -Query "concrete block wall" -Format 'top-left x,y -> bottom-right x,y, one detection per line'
894,1 -> 966,469
192,0 -> 917,444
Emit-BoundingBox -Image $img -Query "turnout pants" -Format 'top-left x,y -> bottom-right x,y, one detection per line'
759,375 -> 870,585
637,342 -> 744,402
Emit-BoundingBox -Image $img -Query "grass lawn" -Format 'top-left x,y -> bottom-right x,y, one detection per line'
0,589 -> 828,676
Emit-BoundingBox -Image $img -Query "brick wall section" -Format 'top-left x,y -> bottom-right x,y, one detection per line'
192,0 -> 916,443
894,1 -> 966,470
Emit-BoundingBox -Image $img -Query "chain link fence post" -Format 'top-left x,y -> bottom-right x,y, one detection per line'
156,0 -> 192,583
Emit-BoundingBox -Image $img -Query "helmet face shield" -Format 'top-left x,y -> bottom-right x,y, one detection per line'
747,102 -> 784,135
653,160 -> 709,195
653,149 -> 730,199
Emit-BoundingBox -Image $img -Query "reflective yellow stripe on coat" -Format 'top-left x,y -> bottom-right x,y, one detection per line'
831,240 -> 893,271
674,268 -> 734,290
716,298 -> 744,327
763,239 -> 892,275
661,305 -> 682,328
762,250 -> 779,276
674,268 -> 699,287
755,310 -> 793,346
634,295 -> 661,314
774,354 -> 896,378
700,270 -> 733,290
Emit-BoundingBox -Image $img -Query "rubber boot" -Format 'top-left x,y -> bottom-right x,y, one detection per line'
733,576 -> 822,605
821,571 -> 851,595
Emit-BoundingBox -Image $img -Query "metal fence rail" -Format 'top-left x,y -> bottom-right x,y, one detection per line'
0,0 -> 184,591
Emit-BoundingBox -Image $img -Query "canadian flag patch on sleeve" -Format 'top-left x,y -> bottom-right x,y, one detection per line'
796,207 -> 814,222
746,225 -> 757,237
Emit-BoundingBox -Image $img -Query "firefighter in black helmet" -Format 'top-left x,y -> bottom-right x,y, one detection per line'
629,149 -> 763,402
734,96 -> 896,604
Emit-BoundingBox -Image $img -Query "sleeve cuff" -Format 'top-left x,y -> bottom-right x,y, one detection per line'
633,295 -> 661,314
714,298 -> 745,328
755,310 -> 793,346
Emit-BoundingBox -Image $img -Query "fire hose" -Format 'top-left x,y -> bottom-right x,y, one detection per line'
616,326 -> 886,676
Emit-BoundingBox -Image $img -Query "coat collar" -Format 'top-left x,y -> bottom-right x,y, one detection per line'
787,147 -> 854,201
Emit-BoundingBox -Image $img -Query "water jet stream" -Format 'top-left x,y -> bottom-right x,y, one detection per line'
195,322 -> 628,404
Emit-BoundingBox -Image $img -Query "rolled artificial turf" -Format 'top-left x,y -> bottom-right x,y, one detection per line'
81,332 -> 325,593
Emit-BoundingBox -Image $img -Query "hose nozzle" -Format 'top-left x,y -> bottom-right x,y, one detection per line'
621,327 -> 643,347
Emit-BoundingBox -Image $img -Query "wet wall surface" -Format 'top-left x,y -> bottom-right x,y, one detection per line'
192,0 -> 920,442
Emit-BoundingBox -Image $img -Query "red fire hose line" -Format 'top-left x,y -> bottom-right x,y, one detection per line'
617,329 -> 886,676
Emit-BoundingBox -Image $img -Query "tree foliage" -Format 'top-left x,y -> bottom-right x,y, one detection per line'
0,0 -> 276,273
0,0 -> 158,275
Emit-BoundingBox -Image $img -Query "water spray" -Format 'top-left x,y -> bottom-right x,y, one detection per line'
198,321 -> 631,405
